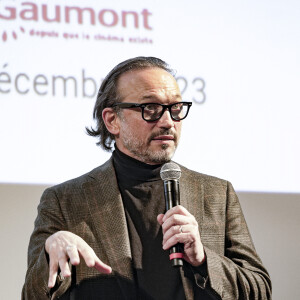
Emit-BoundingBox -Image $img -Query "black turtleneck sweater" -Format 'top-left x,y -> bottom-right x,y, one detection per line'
112,147 -> 185,300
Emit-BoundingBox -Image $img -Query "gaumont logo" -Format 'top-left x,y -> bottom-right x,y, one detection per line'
0,2 -> 153,43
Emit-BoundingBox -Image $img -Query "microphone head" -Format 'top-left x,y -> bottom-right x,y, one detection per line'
160,162 -> 181,181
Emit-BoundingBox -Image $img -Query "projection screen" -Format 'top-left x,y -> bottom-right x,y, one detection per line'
1,0 -> 299,193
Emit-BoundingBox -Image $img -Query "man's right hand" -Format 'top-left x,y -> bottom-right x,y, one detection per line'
45,231 -> 112,288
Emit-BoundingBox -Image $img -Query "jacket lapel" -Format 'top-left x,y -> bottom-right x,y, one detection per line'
82,159 -> 136,299
179,166 -> 204,232
81,160 -> 205,299
179,167 -> 205,300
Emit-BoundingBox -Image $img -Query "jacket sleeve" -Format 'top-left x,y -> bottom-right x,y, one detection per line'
203,181 -> 272,300
22,188 -> 71,300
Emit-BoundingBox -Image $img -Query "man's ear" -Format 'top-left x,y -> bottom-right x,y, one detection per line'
102,108 -> 120,135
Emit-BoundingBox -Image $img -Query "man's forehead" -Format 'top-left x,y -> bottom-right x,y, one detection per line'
117,67 -> 180,98
119,67 -> 173,81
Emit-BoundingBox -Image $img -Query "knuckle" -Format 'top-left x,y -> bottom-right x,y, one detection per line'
86,258 -> 95,268
172,226 -> 178,234
79,246 -> 91,257
48,239 -> 59,250
161,222 -> 169,234
177,205 -> 184,212
170,214 -> 178,223
191,215 -> 197,224
187,232 -> 194,241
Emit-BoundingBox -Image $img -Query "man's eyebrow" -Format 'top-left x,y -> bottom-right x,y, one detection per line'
141,95 -> 158,100
140,95 -> 182,102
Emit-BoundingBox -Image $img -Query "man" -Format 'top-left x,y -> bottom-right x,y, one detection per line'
22,57 -> 271,299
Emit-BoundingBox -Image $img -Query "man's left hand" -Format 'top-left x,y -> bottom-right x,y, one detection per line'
157,205 -> 205,266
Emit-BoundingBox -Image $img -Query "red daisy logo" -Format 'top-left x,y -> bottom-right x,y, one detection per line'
2,26 -> 26,42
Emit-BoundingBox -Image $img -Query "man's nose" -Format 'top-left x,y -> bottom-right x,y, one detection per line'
157,109 -> 175,128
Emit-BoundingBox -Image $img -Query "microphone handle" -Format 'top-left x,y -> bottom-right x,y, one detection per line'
164,180 -> 184,267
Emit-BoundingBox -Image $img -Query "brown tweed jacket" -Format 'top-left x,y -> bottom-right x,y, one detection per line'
22,158 -> 271,300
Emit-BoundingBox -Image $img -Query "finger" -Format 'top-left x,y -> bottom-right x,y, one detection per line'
78,244 -> 98,268
58,256 -> 71,277
163,224 -> 193,243
78,244 -> 112,274
162,205 -> 190,222
161,214 -> 188,234
157,214 -> 164,225
163,232 -> 194,250
94,256 -> 112,274
57,249 -> 71,277
48,257 -> 58,288
66,245 -> 80,266
162,224 -> 182,242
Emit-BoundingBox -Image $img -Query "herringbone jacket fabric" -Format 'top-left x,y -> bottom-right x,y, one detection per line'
22,158 -> 271,299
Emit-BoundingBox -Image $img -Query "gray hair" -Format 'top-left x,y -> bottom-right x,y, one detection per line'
86,56 -> 175,151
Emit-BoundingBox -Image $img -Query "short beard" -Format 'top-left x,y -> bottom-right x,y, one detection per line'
121,128 -> 179,165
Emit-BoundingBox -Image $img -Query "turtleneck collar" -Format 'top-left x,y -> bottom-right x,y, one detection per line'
112,145 -> 162,183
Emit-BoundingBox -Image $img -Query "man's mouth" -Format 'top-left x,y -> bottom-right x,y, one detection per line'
152,135 -> 174,142
149,130 -> 177,145
152,135 -> 175,143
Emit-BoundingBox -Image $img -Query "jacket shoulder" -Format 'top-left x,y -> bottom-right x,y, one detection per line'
179,163 -> 229,187
44,158 -> 114,195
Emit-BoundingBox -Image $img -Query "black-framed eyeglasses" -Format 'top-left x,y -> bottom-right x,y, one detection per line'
112,102 -> 192,122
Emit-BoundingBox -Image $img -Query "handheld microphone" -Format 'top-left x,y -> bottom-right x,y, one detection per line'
160,162 -> 184,267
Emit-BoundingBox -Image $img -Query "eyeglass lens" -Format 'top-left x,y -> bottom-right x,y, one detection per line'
143,103 -> 188,121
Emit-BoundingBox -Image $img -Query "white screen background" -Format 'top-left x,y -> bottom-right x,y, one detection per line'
0,0 -> 299,192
